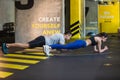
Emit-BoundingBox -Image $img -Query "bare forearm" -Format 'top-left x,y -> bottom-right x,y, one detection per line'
99,46 -> 108,53
99,49 -> 106,53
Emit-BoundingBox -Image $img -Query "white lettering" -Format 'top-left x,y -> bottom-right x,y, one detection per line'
100,16 -> 114,19
38,17 -> 60,22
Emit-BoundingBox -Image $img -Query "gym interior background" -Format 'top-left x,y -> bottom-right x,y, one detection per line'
0,0 -> 120,43
0,0 -> 120,80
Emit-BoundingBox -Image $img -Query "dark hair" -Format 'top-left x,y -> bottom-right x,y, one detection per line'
64,30 -> 72,35
96,32 -> 108,38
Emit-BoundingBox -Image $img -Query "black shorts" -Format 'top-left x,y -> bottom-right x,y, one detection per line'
28,36 -> 45,48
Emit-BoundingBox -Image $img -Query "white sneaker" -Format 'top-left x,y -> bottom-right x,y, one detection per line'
43,45 -> 51,56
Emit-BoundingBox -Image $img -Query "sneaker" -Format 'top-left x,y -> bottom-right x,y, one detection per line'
1,43 -> 8,54
43,45 -> 51,56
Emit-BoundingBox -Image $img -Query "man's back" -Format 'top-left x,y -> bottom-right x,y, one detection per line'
45,33 -> 65,45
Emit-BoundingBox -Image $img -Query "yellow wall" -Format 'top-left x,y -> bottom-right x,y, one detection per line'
98,1 -> 120,33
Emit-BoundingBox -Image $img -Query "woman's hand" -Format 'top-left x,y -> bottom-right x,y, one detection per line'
104,46 -> 108,50
94,50 -> 98,53
94,46 -> 98,52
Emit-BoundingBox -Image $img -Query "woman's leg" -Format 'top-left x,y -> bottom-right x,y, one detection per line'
43,40 -> 86,56
50,40 -> 86,49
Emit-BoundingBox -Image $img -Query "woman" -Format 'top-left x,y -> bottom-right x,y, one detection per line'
43,32 -> 108,56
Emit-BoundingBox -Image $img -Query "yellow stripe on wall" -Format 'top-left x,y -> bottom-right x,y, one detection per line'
0,71 -> 13,78
5,54 -> 48,59
0,57 -> 39,64
0,63 -> 29,70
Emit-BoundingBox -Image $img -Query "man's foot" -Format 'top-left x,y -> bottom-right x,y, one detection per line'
43,45 -> 51,56
1,43 -> 8,54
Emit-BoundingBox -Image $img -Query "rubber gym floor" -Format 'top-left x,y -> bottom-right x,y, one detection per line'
0,34 -> 120,80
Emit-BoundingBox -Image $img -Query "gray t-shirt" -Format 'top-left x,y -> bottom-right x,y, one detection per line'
45,33 -> 65,45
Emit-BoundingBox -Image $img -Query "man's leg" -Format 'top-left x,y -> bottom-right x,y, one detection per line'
1,43 -> 29,54
28,36 -> 45,48
7,43 -> 29,48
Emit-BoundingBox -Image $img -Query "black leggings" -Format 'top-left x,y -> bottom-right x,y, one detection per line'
28,36 -> 45,48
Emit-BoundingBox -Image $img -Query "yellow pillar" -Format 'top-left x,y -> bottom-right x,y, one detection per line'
70,0 -> 83,40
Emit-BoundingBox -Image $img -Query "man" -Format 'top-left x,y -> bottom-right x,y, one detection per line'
1,31 -> 72,54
